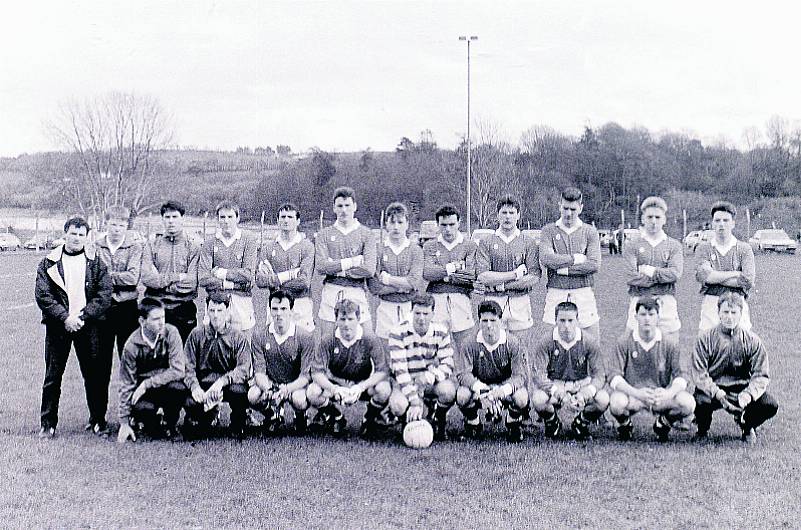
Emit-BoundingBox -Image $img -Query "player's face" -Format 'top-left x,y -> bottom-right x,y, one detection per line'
270,297 -> 293,330
718,301 -> 742,330
161,209 -> 184,235
386,215 -> 408,240
334,197 -> 356,221
206,301 -> 230,330
478,312 -> 502,343
336,311 -> 360,340
217,208 -> 239,237
555,310 -> 579,342
64,225 -> 88,253
635,307 -> 659,335
711,211 -> 734,238
106,218 -> 128,242
411,304 -> 434,336
497,205 -> 520,231
277,209 -> 300,232
141,307 -> 166,336
641,207 -> 666,236
438,214 -> 460,242
559,200 -> 583,227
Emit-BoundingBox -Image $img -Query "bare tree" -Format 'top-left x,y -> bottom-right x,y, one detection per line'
46,92 -> 173,224
470,119 -> 518,228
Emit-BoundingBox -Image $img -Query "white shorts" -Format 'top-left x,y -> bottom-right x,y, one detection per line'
431,292 -> 475,333
699,294 -> 752,332
318,283 -> 371,324
626,294 -> 681,333
484,294 -> 534,331
542,287 -> 599,327
265,296 -> 315,333
375,300 -> 412,339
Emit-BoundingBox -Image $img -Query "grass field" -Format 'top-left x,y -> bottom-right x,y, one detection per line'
1,250 -> 798,528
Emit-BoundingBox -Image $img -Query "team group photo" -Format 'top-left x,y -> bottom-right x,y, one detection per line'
3,2 -> 800,528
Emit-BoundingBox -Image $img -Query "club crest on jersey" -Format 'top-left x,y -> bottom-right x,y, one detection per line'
662,250 -> 670,261
272,250 -> 276,257
334,347 -> 340,354
265,343 -> 270,350
710,254 -> 716,261
331,236 -> 336,242
213,246 -> 219,254
554,349 -> 560,357
493,244 -> 498,250
555,234 -> 561,241
383,254 -> 388,262
639,247 -> 645,254
435,250 -> 441,257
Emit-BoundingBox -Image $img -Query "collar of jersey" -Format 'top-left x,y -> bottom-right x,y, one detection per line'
494,228 -> 521,244
335,324 -> 364,347
556,218 -> 583,235
269,321 -> 297,344
437,231 -> 464,251
333,219 -> 361,235
633,328 -> 662,352
710,235 -> 738,256
277,232 -> 303,252
215,228 -> 242,247
553,326 -> 581,351
477,329 -> 507,352
384,238 -> 411,255
639,228 -> 667,247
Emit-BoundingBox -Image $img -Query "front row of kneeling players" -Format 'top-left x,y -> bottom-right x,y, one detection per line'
117,288 -> 777,445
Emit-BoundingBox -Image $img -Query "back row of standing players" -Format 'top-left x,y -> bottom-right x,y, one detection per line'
36,185 -> 778,444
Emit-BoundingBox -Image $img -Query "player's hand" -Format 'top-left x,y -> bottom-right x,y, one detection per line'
178,273 -> 188,282
514,264 -> 527,281
638,388 -> 658,407
352,255 -> 364,268
117,423 -> 136,444
566,393 -> 585,411
64,315 -> 81,332
487,399 -> 504,418
488,386 -> 507,401
716,390 -> 741,414
191,387 -> 206,404
454,260 -> 465,271
273,385 -> 290,403
222,280 -> 235,290
407,404 -> 425,422
737,391 -> 753,409
550,385 -> 567,404
651,388 -> 673,410
699,261 -> 714,273
213,267 -> 228,280
131,383 -> 147,405
254,373 -> 272,393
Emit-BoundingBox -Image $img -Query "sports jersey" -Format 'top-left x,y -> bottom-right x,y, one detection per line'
694,238 -> 755,298
693,324 -> 769,400
315,221 -> 377,289
608,329 -> 685,389
368,239 -> 423,303
456,330 -> 526,391
423,233 -> 477,297
183,323 -> 252,391
141,231 -> 200,308
539,219 -> 601,290
531,327 -> 605,390
95,232 -> 143,303
475,229 -> 540,295
255,233 -> 314,299
198,229 -> 259,297
311,326 -> 388,382
251,323 -> 315,385
388,321 -> 454,405
624,230 -> 684,296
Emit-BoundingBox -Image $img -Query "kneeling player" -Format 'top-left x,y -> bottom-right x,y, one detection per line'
608,296 -> 695,442
306,299 -> 391,437
249,289 -> 314,433
183,292 -> 252,439
387,293 -> 456,441
117,298 -> 188,442
456,301 -> 529,442
693,292 -> 778,443
530,301 -> 609,440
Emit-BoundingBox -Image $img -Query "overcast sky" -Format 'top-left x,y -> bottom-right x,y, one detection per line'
2,1 -> 800,156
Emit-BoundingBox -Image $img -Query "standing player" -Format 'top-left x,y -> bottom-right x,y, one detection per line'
255,203 -> 315,332
141,200 -> 201,343
199,201 -> 259,336
35,216 -> 112,438
624,196 -> 684,342
387,293 -> 456,441
476,196 -> 540,338
422,205 -> 477,352
539,187 -> 601,339
369,202 -> 423,343
315,187 -> 377,337
530,302 -> 609,440
455,301 -> 530,443
117,298 -> 188,442
695,201 -> 755,333
693,292 -> 778,443
608,297 -> 695,442
183,292 -> 252,439
306,299 -> 391,437
248,290 -> 315,434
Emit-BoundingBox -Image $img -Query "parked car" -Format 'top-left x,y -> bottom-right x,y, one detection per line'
0,233 -> 22,251
24,233 -> 58,250
683,230 -> 714,252
748,229 -> 797,254
522,229 -> 542,245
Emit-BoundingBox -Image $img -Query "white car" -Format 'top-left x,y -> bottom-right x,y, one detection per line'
748,229 -> 797,254
0,233 -> 22,251
683,230 -> 714,252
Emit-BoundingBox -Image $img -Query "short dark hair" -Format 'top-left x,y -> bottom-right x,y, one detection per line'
63,216 -> 90,234
496,195 -> 521,213
334,298 -> 361,319
104,205 -> 130,222
717,291 -> 744,311
554,301 -> 579,319
635,296 -> 660,314
478,300 -> 503,319
160,200 -> 186,217
333,186 -> 356,202
385,202 -> 408,222
215,200 -> 240,217
138,297 -> 164,319
269,288 -> 295,310
277,203 -> 300,220
411,293 -> 435,310
561,187 -> 583,203
206,291 -> 231,307
435,204 -> 460,222
711,201 -> 737,219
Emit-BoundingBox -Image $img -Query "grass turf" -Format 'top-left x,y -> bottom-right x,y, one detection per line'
1,250 -> 798,528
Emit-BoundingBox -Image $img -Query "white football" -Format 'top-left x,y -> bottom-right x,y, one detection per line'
403,420 -> 434,449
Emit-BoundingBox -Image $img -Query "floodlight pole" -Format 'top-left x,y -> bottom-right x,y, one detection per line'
459,35 -> 478,235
